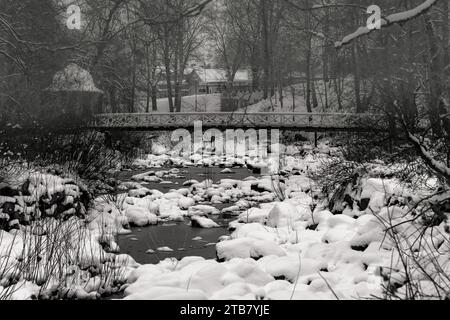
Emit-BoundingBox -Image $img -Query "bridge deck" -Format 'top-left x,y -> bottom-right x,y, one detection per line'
91,112 -> 387,132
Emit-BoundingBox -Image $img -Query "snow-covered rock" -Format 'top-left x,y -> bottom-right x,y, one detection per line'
188,205 -> 220,217
178,197 -> 196,210
125,207 -> 158,227
216,237 -> 285,261
191,216 -> 220,228
267,202 -> 302,228
151,144 -> 167,156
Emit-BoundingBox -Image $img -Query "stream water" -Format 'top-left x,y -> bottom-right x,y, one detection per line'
115,166 -> 260,265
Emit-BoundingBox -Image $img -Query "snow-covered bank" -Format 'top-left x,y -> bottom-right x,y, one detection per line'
0,169 -> 137,300
0,217 -> 137,300
0,168 -> 91,230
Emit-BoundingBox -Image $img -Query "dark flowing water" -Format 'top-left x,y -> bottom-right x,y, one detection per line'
117,166 -> 259,265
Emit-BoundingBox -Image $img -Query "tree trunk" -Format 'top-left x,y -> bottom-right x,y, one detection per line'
425,15 -> 444,136
322,9 -> 330,111
152,85 -> 158,112
174,65 -> 183,113
333,78 -> 343,110
306,37 -> 312,114
261,0 -> 270,100
164,53 -> 174,113
130,69 -> 136,113
351,43 -> 363,113
251,64 -> 260,91
305,0 -> 313,114
323,81 -> 329,111
110,86 -> 117,113
349,5 -> 363,113
291,86 -> 296,111
442,0 -> 450,99
146,51 -> 151,113
146,88 -> 150,113
278,82 -> 283,109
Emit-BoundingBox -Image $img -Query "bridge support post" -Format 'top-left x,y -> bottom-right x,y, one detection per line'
314,132 -> 318,148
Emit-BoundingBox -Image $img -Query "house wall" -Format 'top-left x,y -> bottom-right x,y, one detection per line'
189,81 -> 253,95
156,82 -> 190,99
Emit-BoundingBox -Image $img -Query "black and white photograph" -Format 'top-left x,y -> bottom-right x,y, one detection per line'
0,0 -> 449,308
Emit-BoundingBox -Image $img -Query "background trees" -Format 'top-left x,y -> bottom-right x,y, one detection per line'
0,0 -> 447,141
0,0 -> 211,118
204,1 -> 244,93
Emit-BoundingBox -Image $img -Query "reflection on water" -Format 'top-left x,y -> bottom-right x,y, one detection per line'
118,221 -> 230,264
117,166 -> 259,265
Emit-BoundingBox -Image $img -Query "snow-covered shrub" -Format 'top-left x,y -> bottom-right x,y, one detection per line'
271,175 -> 287,202
1,131 -> 130,188
368,189 -> 450,300
0,216 -> 133,300
0,164 -> 135,300
312,157 -> 365,214
0,180 -> 135,300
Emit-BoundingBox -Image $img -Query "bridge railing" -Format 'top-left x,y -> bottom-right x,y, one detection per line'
92,112 -> 387,130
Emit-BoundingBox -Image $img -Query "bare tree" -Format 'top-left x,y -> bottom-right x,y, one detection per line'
204,0 -> 246,100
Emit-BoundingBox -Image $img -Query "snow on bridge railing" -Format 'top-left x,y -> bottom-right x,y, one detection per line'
91,112 -> 387,131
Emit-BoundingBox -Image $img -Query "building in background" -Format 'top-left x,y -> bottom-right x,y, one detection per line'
43,63 -> 103,125
155,80 -> 190,99
187,68 -> 252,95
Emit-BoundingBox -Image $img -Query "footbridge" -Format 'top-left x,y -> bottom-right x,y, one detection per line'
91,112 -> 387,132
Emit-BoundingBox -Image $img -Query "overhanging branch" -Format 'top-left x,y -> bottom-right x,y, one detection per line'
335,0 -> 439,49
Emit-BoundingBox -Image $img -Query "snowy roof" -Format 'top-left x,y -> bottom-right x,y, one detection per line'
46,63 -> 103,93
234,70 -> 252,82
193,68 -> 251,84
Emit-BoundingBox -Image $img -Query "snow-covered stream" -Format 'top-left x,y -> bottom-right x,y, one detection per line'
116,166 -> 261,265
2,142 -> 448,300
